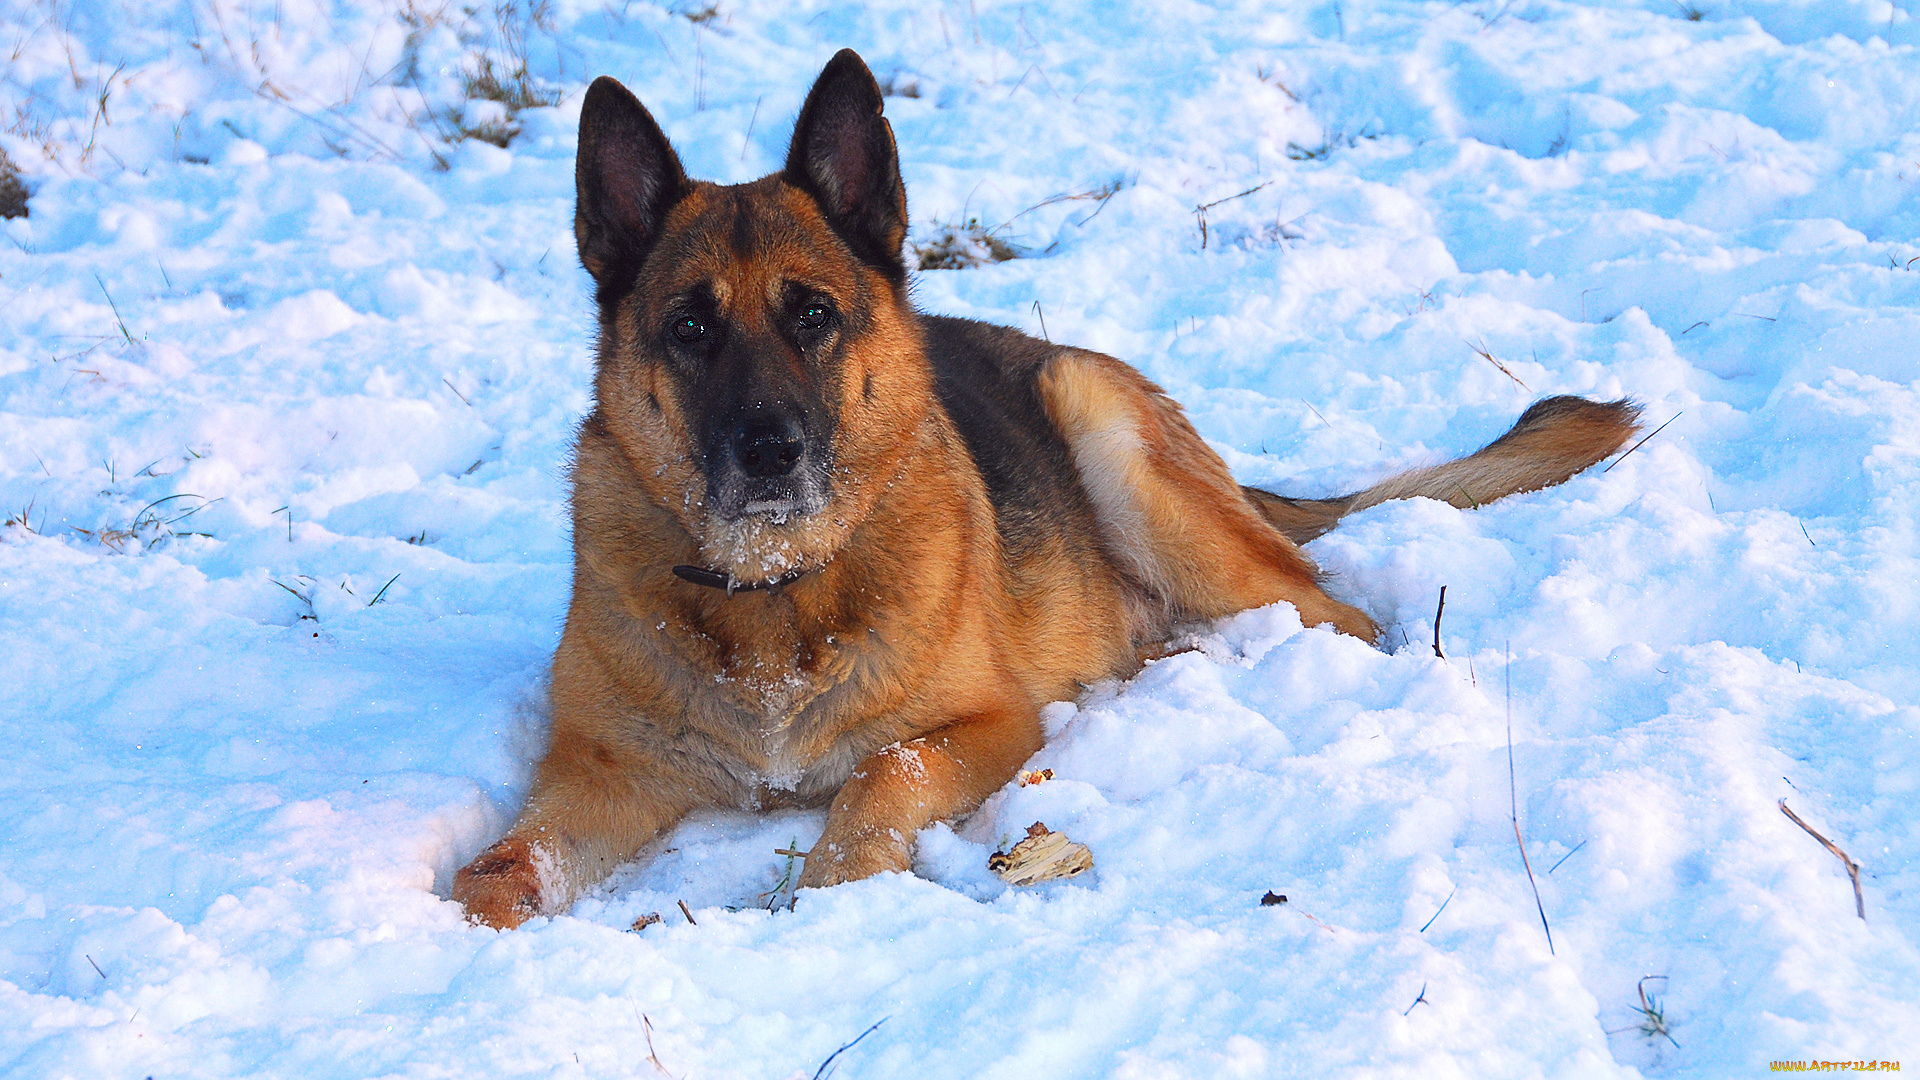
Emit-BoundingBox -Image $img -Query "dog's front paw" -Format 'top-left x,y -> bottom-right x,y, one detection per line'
798,828 -> 911,889
453,837 -> 546,929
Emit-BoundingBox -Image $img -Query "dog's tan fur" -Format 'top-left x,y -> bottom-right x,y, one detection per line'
452,51 -> 1641,928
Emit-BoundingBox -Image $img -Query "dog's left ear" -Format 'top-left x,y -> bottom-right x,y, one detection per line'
785,49 -> 908,280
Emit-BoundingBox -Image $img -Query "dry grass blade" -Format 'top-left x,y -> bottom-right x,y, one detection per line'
1466,339 -> 1531,391
1607,976 -> 1680,1047
1194,180 -> 1272,248
642,1013 -> 674,1077
1604,412 -> 1680,473
758,837 -> 802,910
367,573 -> 401,606
1779,799 -> 1865,920
1403,982 -> 1429,1016
3,495 -> 42,534
1508,645 -> 1555,955
95,274 -> 136,345
1432,585 -> 1447,659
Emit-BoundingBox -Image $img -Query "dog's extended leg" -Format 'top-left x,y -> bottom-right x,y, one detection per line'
1037,348 -> 1379,641
798,701 -> 1043,888
453,640 -> 700,929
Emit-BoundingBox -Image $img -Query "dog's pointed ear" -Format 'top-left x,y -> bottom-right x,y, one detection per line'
785,49 -> 908,280
575,76 -> 688,285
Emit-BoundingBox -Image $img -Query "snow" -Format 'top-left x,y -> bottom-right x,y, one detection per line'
2,0 -> 1918,1075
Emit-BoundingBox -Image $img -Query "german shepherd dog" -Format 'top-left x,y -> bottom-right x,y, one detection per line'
453,50 -> 1640,928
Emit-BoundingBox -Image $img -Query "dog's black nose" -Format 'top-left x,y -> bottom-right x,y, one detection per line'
732,413 -> 805,478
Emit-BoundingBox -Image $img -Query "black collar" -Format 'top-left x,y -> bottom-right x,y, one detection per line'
672,564 -> 811,595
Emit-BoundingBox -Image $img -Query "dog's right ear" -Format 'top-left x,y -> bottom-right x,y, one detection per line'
575,76 -> 688,286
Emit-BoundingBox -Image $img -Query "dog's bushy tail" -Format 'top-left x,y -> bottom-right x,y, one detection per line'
1245,396 -> 1643,544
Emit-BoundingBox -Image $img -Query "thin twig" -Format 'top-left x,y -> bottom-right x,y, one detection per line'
1196,181 -> 1273,214
1508,645 -> 1555,955
442,377 -> 472,406
811,1018 -> 888,1080
1432,586 -> 1447,659
1418,886 -> 1455,932
86,955 -> 106,978
1604,412 -> 1680,473
1547,839 -> 1587,874
1032,300 -> 1049,343
677,899 -> 697,925
1779,799 -> 1865,920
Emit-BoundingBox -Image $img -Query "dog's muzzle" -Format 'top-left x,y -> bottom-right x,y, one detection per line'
708,403 -> 830,521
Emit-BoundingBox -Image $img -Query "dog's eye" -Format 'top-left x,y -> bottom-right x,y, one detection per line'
797,303 -> 832,331
671,316 -> 706,343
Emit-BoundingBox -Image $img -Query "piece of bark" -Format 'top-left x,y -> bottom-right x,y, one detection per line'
989,822 -> 1093,885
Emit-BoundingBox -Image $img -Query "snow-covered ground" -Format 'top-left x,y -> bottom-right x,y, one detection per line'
3,0 -> 1917,1075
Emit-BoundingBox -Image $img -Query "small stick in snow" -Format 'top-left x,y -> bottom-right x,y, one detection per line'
1546,839 -> 1587,874
1508,645 -> 1556,955
677,899 -> 697,925
810,1017 -> 888,1080
1604,412 -> 1680,473
86,955 -> 105,979
1418,886 -> 1456,932
1432,586 -> 1447,659
774,847 -> 808,858
1779,799 -> 1865,920
442,377 -> 473,406
1403,982 -> 1429,1016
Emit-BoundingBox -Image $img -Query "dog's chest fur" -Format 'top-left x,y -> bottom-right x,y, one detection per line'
633,577 -> 891,804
